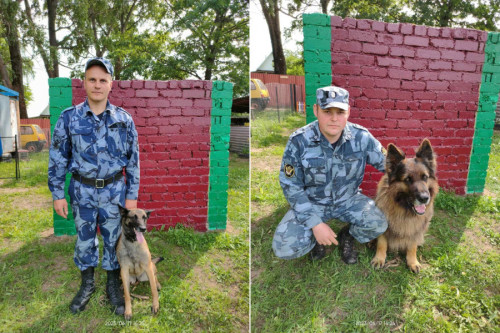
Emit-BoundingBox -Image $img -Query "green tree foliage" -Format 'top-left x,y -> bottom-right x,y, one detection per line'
285,49 -> 304,76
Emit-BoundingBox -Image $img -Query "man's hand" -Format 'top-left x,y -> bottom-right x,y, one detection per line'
312,223 -> 338,246
54,199 -> 68,219
125,199 -> 137,210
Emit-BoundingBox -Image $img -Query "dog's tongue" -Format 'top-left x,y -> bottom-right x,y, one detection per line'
135,229 -> 145,243
414,204 -> 426,214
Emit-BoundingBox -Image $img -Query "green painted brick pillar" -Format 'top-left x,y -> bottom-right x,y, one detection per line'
208,81 -> 233,230
303,13 -> 332,124
49,77 -> 76,235
467,32 -> 500,193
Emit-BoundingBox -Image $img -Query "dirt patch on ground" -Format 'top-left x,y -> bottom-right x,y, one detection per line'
39,228 -> 74,246
10,194 -> 52,211
0,187 -> 29,194
251,154 -> 281,174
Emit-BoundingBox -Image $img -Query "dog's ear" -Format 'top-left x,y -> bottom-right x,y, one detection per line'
386,143 -> 405,174
416,138 -> 436,176
118,205 -> 129,217
145,210 -> 154,218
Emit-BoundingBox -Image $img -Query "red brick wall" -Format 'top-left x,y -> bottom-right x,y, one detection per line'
330,17 -> 488,195
72,79 -> 213,231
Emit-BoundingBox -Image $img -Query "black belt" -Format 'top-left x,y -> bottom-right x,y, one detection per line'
72,171 -> 123,189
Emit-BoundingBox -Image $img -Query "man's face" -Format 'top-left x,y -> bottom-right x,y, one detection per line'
84,65 -> 112,104
313,104 -> 350,144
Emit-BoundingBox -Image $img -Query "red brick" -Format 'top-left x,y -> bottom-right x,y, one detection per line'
169,81 -> 179,89
426,81 -> 449,90
331,77 -> 347,87
179,81 -> 192,89
398,119 -> 421,128
388,68 -> 413,80
333,40 -> 362,52
332,28 -> 348,40
331,15 -> 343,27
363,43 -> 389,55
357,19 -> 371,29
462,73 -> 482,82
387,110 -> 412,119
158,125 -> 181,134
414,71 -> 438,80
465,52 -> 485,63
382,100 -> 395,109
349,30 -> 376,42
455,40 -> 478,51
385,129 -> 408,137
111,89 -> 135,99
374,79 -> 400,89
432,128 -> 456,137
137,126 -> 159,135
435,111 -> 458,119
404,36 -> 429,47
145,81 -> 156,89
194,99 -> 213,108
361,67 -> 388,77
430,38 -> 454,48
349,54 -> 375,65
350,77 -> 374,88
452,28 -> 467,39
452,62 -> 476,72
439,71 -> 462,81
362,88 -> 388,99
181,125 -> 207,134
449,82 -> 476,92
147,117 -> 170,126
441,28 -> 452,38
395,101 -> 408,109
119,80 -> 132,88
159,108 -> 181,117
416,49 -> 441,59
156,81 -> 168,89
429,60 -> 452,70
160,89 -> 182,98
136,89 -> 158,98
377,34 -> 403,44
372,20 -> 385,31
131,80 -> 144,89
389,90 -> 412,100
404,59 -> 427,70
170,99 -> 193,107
183,108 -> 205,116
387,23 -> 400,33
369,100 -> 383,108
401,23 -> 414,34
441,50 -> 465,61
377,57 -> 402,67
333,64 -> 361,75
408,129 -> 433,137
419,102 -> 433,110
123,98 -> 146,107
183,89 -> 205,98
360,110 -> 386,119
402,81 -> 425,90
355,99 -> 370,108
390,47 -> 415,57
446,120 -> 468,128
415,25 -> 427,36
413,91 -> 436,100
147,98 -> 170,107
425,28 -> 439,37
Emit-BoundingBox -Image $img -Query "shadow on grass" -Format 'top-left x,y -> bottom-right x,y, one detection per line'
0,225 -> 246,333
251,192 -> 486,332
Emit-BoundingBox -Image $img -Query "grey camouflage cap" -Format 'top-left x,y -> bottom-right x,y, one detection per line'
85,57 -> 114,76
316,86 -> 349,110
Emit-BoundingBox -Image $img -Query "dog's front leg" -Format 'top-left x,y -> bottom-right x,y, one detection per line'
120,267 -> 133,320
371,233 -> 388,269
406,242 -> 421,273
145,262 -> 159,315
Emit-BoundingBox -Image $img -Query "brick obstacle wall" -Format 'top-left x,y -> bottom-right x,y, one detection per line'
49,78 -> 233,235
303,14 -> 499,196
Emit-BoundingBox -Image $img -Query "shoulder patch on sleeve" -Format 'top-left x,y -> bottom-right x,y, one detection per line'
284,164 -> 295,178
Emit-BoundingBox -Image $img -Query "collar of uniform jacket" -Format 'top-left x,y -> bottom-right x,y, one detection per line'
310,120 -> 353,145
81,98 -> 122,124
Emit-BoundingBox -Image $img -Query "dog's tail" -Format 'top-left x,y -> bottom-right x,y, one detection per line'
152,257 -> 164,265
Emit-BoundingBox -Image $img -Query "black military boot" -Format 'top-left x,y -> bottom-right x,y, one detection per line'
106,269 -> 125,315
70,267 -> 95,313
309,242 -> 326,261
338,226 -> 359,264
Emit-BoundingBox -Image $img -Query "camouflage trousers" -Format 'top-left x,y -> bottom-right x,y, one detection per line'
69,177 -> 125,271
272,193 -> 388,259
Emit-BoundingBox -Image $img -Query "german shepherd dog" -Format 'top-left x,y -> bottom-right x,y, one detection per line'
371,139 -> 439,273
117,207 -> 163,320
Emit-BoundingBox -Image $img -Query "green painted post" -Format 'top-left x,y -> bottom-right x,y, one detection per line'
208,81 -> 233,230
49,77 -> 76,235
303,13 -> 332,124
467,32 -> 500,193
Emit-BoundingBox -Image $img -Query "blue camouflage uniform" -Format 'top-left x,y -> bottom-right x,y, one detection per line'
48,99 -> 140,271
273,120 -> 388,259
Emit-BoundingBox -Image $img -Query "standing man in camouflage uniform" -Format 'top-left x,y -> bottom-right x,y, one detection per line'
48,57 -> 140,315
273,86 -> 388,264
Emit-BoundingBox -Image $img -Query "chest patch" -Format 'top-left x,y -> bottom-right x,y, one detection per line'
284,164 -> 295,178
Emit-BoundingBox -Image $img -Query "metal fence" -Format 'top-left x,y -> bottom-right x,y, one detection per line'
251,82 -> 305,122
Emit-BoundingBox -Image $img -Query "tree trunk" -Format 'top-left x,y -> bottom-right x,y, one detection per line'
47,0 -> 59,77
1,2 -> 27,118
320,0 -> 330,14
0,53 -> 12,88
259,0 -> 287,74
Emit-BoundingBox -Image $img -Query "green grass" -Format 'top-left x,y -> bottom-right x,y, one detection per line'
251,114 -> 500,332
485,130 -> 500,194
0,152 -> 249,332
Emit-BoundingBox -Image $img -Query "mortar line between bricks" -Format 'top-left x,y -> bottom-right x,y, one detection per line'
466,31 -> 500,194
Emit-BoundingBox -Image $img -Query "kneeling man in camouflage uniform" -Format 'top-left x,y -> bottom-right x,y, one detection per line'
273,86 -> 388,263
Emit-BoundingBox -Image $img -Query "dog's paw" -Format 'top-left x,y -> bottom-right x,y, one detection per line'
151,305 -> 159,315
371,256 -> 386,269
124,311 -> 132,321
409,262 -> 421,274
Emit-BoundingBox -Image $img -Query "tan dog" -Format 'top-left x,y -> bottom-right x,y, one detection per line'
371,139 -> 439,273
117,207 -> 162,320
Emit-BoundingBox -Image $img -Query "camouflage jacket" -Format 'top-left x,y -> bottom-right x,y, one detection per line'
280,121 -> 385,228
48,99 -> 140,201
